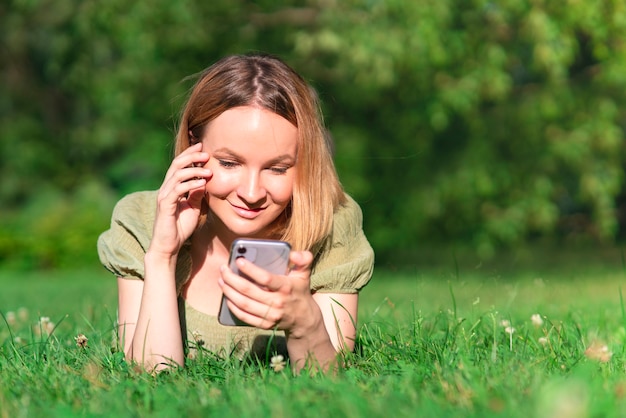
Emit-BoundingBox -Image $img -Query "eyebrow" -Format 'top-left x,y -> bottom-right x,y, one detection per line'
212,148 -> 296,164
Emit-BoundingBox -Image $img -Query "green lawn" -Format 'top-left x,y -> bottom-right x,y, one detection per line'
1,248 -> 626,417
361,246 -> 626,324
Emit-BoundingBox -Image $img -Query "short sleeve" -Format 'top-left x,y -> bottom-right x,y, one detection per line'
97,191 -> 157,280
310,195 -> 375,293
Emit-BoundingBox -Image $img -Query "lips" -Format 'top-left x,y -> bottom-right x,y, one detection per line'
230,202 -> 265,219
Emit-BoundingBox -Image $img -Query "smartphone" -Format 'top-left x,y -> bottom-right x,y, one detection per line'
218,238 -> 291,326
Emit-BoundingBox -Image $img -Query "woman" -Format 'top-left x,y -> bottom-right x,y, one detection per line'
98,53 -> 374,372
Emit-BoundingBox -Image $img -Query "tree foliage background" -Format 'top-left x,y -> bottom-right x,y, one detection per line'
2,0 -> 626,269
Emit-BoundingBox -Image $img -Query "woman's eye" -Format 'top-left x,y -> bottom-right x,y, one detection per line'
269,166 -> 289,174
218,160 -> 238,169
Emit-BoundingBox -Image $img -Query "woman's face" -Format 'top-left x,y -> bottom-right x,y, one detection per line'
200,106 -> 298,239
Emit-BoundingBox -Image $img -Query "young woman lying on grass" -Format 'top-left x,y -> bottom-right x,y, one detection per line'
97,53 -> 374,373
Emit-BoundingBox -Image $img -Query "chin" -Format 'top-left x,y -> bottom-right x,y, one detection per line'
221,219 -> 272,238
229,216 -> 288,239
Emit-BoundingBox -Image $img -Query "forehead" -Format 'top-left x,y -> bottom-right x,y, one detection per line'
203,106 -> 298,156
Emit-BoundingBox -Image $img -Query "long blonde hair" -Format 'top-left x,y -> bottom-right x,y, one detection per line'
174,53 -> 346,251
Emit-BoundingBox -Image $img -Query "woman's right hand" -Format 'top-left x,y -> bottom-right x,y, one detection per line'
148,142 -> 212,258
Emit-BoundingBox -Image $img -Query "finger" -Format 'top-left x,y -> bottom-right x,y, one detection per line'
288,251 -> 314,275
233,257 -> 286,292
221,282 -> 281,325
219,269 -> 281,328
163,143 -> 202,176
163,144 -> 211,183
157,177 -> 206,209
158,163 -> 211,203
159,143 -> 211,201
186,187 -> 206,209
181,142 -> 210,167
223,297 -> 278,330
220,263 -> 274,296
163,158 -> 211,186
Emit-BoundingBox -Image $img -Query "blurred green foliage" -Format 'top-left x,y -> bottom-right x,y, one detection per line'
2,0 -> 626,268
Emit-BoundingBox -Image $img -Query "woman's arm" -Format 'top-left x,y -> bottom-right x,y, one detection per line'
116,277 -> 142,356
312,293 -> 358,351
117,264 -> 184,369
284,292 -> 358,372
116,143 -> 211,371
117,254 -> 184,371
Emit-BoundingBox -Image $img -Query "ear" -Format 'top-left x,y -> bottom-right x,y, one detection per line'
188,130 -> 198,145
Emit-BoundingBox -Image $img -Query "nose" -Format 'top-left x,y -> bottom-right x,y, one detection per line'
237,170 -> 267,206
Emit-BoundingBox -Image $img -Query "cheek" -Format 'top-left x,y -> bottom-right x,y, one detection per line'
265,175 -> 295,204
204,170 -> 236,198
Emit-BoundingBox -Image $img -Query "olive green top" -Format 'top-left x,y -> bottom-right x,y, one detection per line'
97,191 -> 374,358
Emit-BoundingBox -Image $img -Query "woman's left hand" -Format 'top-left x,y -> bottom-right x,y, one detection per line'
219,251 -> 321,335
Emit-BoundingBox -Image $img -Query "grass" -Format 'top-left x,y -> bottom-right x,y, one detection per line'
1,248 -> 626,417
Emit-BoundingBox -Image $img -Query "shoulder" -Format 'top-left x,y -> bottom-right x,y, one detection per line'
310,194 -> 375,293
112,190 -> 158,221
330,194 -> 365,244
109,191 -> 158,236
97,190 -> 158,279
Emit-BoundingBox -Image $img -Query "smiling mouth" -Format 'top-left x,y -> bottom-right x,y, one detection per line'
230,202 -> 265,219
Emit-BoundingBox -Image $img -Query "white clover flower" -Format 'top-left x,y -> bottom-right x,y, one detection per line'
190,330 -> 205,347
5,311 -> 16,326
500,319 -> 511,328
17,307 -> 28,321
531,314 -> 543,327
538,337 -> 549,346
585,341 -> 612,363
34,316 -> 55,336
74,333 -> 88,348
270,355 -> 286,372
504,324 -> 516,351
